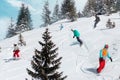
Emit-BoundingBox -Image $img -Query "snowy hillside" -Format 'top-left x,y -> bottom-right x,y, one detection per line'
0,13 -> 120,80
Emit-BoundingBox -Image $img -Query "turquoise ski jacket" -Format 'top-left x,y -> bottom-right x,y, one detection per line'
73,30 -> 80,37
99,49 -> 111,60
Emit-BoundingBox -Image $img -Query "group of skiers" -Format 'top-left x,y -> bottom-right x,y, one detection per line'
70,14 -> 114,73
0,14 -> 114,74
59,14 -> 113,73
93,14 -> 114,73
71,28 -> 113,73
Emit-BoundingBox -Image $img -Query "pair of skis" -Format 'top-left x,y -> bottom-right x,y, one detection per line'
4,58 -> 20,63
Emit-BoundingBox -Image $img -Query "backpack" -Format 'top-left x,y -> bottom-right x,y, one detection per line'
102,49 -> 108,57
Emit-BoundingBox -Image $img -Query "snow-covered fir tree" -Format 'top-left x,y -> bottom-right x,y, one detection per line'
42,1 -> 51,27
82,0 -> 96,17
95,0 -> 106,15
16,4 -> 33,33
68,0 -> 77,21
83,0 -> 117,17
24,7 -> 33,30
104,0 -> 116,15
61,0 -> 77,21
6,17 -> 16,38
27,28 -> 67,80
116,0 -> 120,11
83,0 -> 106,17
52,2 -> 61,23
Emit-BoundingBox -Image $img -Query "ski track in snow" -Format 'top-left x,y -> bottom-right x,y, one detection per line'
79,60 -> 114,80
78,38 -> 120,80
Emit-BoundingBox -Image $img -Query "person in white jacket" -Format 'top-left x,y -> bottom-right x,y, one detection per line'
13,44 -> 20,59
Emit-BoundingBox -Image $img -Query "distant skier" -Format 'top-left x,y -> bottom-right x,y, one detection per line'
97,44 -> 112,73
94,14 -> 100,28
13,44 -> 20,59
60,24 -> 63,30
71,29 -> 83,46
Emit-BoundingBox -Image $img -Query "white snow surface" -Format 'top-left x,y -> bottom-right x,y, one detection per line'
0,13 -> 120,80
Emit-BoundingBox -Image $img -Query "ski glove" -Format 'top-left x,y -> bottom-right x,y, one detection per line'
73,36 -> 75,38
110,57 -> 112,62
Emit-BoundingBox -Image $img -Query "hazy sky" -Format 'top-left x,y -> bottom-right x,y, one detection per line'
0,0 -> 87,40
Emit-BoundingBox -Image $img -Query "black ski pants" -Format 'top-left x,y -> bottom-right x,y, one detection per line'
94,21 -> 99,28
76,37 -> 83,45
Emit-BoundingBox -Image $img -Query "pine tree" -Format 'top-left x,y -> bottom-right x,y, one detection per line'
6,17 -> 16,38
61,0 -> 71,18
104,0 -> 116,14
24,7 -> 33,30
27,28 -> 67,80
42,1 -> 51,27
16,4 -> 33,33
82,0 -> 96,17
68,0 -> 77,21
95,0 -> 106,14
83,0 -> 106,17
52,2 -> 60,23
61,0 -> 77,21
116,0 -> 120,11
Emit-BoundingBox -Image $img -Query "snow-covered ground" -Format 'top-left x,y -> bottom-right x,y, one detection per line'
0,13 -> 120,80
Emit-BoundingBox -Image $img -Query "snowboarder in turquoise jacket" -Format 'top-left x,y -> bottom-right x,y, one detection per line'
71,29 -> 83,46
97,44 -> 112,73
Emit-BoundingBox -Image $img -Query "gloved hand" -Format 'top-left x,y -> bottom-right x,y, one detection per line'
110,57 -> 112,62
73,36 -> 75,38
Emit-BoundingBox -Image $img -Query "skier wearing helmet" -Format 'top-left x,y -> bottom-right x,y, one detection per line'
97,44 -> 112,73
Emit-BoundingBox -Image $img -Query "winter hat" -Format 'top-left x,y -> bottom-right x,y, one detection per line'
104,44 -> 109,49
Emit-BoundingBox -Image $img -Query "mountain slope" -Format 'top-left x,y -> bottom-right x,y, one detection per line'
0,13 -> 120,80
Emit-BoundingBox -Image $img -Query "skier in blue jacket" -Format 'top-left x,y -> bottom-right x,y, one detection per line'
71,29 -> 83,46
60,24 -> 63,30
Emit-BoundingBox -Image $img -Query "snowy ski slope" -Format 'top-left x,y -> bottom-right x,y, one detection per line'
0,13 -> 120,80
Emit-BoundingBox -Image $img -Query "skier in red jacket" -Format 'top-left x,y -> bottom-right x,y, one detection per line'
13,44 -> 20,59
97,44 -> 112,73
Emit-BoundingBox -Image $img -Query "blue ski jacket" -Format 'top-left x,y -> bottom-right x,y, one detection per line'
73,30 -> 80,37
